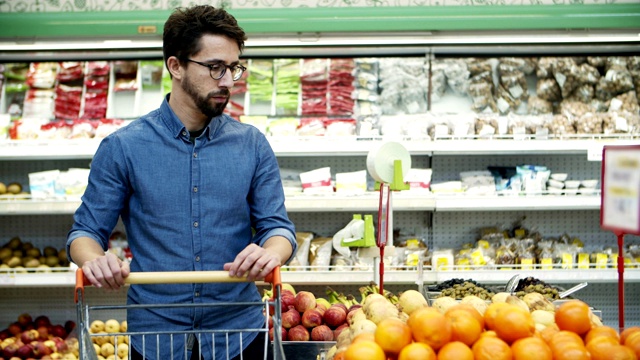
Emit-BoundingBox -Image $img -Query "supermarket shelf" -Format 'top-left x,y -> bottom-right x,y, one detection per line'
1,193 -> 602,214
1,137 -> 638,160
429,268 -> 640,284
434,193 -> 601,211
2,267 -> 637,287
285,192 -> 436,212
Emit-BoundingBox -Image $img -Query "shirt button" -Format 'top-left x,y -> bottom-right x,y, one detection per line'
193,186 -> 198,193
195,256 -> 200,262
195,292 -> 200,297
193,152 -> 198,158
193,221 -> 199,228
182,131 -> 187,136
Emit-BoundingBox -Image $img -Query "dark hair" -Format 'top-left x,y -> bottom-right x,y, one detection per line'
163,5 -> 247,69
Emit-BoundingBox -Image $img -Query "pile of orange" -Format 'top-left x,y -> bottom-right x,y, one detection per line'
338,299 -> 640,360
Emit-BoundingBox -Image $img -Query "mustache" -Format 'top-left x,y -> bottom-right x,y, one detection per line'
208,89 -> 230,98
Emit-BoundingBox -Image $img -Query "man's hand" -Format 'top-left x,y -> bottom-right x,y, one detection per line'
82,252 -> 130,290
223,243 -> 280,281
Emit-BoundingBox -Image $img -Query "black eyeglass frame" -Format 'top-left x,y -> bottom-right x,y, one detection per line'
185,59 -> 247,81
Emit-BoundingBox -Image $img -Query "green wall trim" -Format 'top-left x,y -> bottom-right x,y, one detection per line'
1,4 -> 639,40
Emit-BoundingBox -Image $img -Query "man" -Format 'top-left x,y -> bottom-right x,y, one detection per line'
67,5 -> 296,360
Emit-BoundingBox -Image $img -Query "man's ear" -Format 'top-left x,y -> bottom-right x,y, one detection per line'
167,56 -> 183,80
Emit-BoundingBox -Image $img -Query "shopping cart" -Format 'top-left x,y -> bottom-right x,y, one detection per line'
74,266 -> 286,360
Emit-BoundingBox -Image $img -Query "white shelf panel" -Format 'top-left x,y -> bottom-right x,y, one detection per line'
430,268 -> 640,284
2,268 -> 637,287
0,140 -> 101,160
434,194 -> 601,211
1,193 -> 601,214
0,193 -> 603,214
285,192 -> 436,212
2,137 -> 638,160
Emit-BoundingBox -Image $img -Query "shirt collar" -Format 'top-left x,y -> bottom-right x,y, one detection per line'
160,93 -> 221,141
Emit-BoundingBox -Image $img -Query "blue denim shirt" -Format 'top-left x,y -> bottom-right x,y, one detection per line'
67,96 -> 296,360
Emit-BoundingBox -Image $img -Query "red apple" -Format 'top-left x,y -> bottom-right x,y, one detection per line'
50,325 -> 66,339
20,329 -> 39,344
8,322 -> 22,336
281,307 -> 301,329
269,326 -> 287,341
323,305 -> 347,328
311,325 -> 334,341
37,326 -> 49,340
34,315 -> 51,329
333,323 -> 348,339
301,308 -> 323,328
43,339 -> 57,353
0,329 -> 10,340
294,291 -> 316,313
332,303 -> 348,314
348,304 -> 362,313
2,342 -> 19,358
17,313 -> 33,328
267,315 -> 274,329
286,325 -> 309,341
15,343 -> 34,358
33,340 -> 53,357
64,320 -> 76,335
281,293 -> 296,313
52,337 -> 68,352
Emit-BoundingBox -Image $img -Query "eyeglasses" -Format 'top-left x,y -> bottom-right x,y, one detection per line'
186,59 -> 246,81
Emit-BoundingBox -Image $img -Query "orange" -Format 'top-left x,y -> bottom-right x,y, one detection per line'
446,303 -> 485,329
624,331 -> 640,358
351,332 -> 375,344
485,302 -> 511,331
511,336 -> 552,360
621,327 -> 640,344
408,307 -> 452,351
555,300 -> 592,336
444,308 -> 483,346
480,330 -> 498,338
374,317 -> 412,355
493,304 -> 535,343
344,340 -> 386,360
538,323 -> 560,344
586,335 -> 621,360
437,341 -> 473,360
472,335 -> 513,360
585,325 -> 620,345
334,351 -> 345,360
549,330 -> 586,350
552,343 -> 591,360
398,342 -> 437,360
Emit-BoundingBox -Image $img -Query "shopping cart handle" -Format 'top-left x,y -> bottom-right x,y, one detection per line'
75,267 -> 282,302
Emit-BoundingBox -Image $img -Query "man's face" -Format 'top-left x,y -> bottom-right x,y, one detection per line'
180,34 -> 240,118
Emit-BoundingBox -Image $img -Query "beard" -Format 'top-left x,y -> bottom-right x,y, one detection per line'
181,74 -> 230,119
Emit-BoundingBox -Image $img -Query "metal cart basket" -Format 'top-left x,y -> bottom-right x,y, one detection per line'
74,267 -> 286,360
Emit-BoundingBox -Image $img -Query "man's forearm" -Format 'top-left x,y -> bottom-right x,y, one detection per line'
263,235 -> 294,265
69,236 -> 107,266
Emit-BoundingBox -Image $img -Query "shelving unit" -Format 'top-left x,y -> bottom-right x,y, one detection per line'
1,4 -> 640,329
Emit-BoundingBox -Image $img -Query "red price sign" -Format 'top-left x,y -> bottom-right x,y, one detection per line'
601,145 -> 640,235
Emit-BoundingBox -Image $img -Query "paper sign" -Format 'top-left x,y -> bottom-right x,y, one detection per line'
601,145 -> 640,235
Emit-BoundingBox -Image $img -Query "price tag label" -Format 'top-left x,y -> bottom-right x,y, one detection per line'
601,145 -> 640,235
588,144 -> 604,161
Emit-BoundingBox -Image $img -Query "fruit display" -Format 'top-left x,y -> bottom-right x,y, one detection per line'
327,288 -> 639,360
0,313 -> 78,360
0,181 -> 26,197
87,319 -> 129,360
263,282 -> 400,343
0,236 -> 70,271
